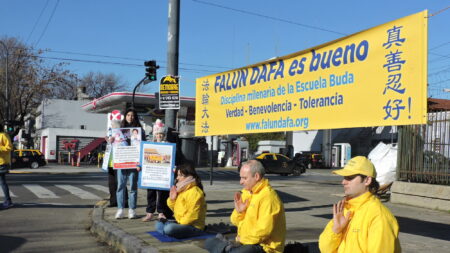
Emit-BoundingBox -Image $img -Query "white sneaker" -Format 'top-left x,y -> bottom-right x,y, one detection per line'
128,209 -> 136,219
115,209 -> 124,219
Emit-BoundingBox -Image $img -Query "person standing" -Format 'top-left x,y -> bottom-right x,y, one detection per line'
319,156 -> 401,253
205,160 -> 286,253
142,119 -> 173,222
115,108 -> 144,219
105,113 -> 128,208
0,123 -> 14,209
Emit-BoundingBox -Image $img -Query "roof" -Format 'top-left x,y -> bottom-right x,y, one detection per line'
428,98 -> 450,112
81,92 -> 195,114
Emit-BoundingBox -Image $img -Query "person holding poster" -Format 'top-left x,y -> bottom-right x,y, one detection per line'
105,114 -> 128,208
142,119 -> 173,222
115,108 -> 145,219
155,163 -> 206,239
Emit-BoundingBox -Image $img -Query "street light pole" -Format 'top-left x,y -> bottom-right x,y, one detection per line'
0,41 -> 9,125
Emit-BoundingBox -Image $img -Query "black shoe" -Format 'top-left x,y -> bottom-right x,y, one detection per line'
2,201 -> 13,209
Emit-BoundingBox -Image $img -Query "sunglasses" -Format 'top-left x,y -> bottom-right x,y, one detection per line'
343,174 -> 362,181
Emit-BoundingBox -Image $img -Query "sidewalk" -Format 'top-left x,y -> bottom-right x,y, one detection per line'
90,168 -> 450,253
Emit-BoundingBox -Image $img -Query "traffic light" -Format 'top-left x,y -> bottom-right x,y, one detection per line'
4,121 -> 14,134
144,60 -> 159,81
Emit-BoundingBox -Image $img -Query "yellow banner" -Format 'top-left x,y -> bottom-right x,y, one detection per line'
195,11 -> 428,136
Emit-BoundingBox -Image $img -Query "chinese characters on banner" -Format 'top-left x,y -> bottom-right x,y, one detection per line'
382,26 -> 408,120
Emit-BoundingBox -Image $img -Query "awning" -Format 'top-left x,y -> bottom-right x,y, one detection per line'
81,92 -> 195,114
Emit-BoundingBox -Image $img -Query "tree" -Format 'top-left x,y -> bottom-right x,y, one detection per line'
0,37 -> 129,137
0,37 -> 76,135
78,71 -> 127,98
47,71 -> 127,100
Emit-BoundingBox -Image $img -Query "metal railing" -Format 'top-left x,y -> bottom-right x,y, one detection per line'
397,111 -> 450,185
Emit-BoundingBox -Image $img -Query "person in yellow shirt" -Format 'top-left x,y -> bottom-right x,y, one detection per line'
155,163 -> 207,239
319,156 -> 401,253
205,160 -> 286,253
0,124 -> 14,209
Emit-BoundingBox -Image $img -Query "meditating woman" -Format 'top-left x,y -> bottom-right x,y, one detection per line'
155,163 -> 207,239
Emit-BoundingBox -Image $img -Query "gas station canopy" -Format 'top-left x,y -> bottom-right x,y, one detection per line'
81,92 -> 196,119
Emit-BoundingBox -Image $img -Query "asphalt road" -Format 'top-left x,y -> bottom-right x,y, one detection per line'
0,166 -> 336,253
0,171 -> 113,253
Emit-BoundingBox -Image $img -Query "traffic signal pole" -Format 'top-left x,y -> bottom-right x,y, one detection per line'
131,76 -> 148,109
165,0 -> 179,130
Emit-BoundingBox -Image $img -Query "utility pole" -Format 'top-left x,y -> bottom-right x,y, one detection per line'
165,0 -> 180,130
322,129 -> 332,168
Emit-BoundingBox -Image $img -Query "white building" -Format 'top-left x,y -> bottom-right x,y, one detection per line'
35,98 -> 107,162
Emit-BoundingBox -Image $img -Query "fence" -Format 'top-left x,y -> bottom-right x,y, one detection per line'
397,111 -> 450,185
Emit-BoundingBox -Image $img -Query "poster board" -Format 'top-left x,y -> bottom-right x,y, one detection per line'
112,127 -> 142,169
101,143 -> 111,172
138,142 -> 176,190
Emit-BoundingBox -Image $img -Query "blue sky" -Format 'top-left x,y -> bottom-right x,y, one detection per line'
1,0 -> 449,99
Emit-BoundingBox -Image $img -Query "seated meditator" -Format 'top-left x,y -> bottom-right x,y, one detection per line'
205,159 -> 286,253
155,163 -> 207,239
319,156 -> 401,253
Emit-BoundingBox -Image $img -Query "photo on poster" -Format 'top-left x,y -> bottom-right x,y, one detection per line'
112,127 -> 142,169
138,141 -> 176,190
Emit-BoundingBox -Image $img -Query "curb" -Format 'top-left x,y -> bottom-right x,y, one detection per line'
90,202 -> 159,253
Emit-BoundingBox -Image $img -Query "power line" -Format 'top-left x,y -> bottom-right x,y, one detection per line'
429,41 -> 450,51
428,5 -> 450,17
191,0 -> 347,36
430,78 -> 450,85
429,52 -> 450,63
36,55 -> 220,73
26,0 -> 50,43
35,0 -> 60,47
24,47 -> 232,70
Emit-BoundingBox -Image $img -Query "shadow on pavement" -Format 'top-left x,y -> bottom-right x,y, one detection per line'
312,214 -> 333,220
276,190 -> 309,203
0,234 -> 27,252
206,199 -> 233,204
285,204 -> 333,213
207,207 -> 234,218
396,216 -> 450,241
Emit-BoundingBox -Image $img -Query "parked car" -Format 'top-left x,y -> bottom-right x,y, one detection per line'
11,149 -> 47,169
294,152 -> 323,169
239,153 -> 306,176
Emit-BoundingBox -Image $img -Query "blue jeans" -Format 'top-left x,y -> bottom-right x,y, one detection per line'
155,220 -> 204,239
117,169 -> 138,209
0,165 -> 11,204
0,173 -> 11,204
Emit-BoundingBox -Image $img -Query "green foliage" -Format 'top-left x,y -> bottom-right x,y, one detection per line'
243,132 -> 286,152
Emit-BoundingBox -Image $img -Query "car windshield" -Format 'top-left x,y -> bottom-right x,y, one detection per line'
22,151 -> 32,156
264,155 -> 274,160
276,155 -> 289,162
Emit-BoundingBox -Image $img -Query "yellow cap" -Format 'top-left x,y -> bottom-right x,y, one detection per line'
333,156 -> 376,177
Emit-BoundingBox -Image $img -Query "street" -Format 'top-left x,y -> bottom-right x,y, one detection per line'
0,170 -> 113,253
1,166 -> 449,253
